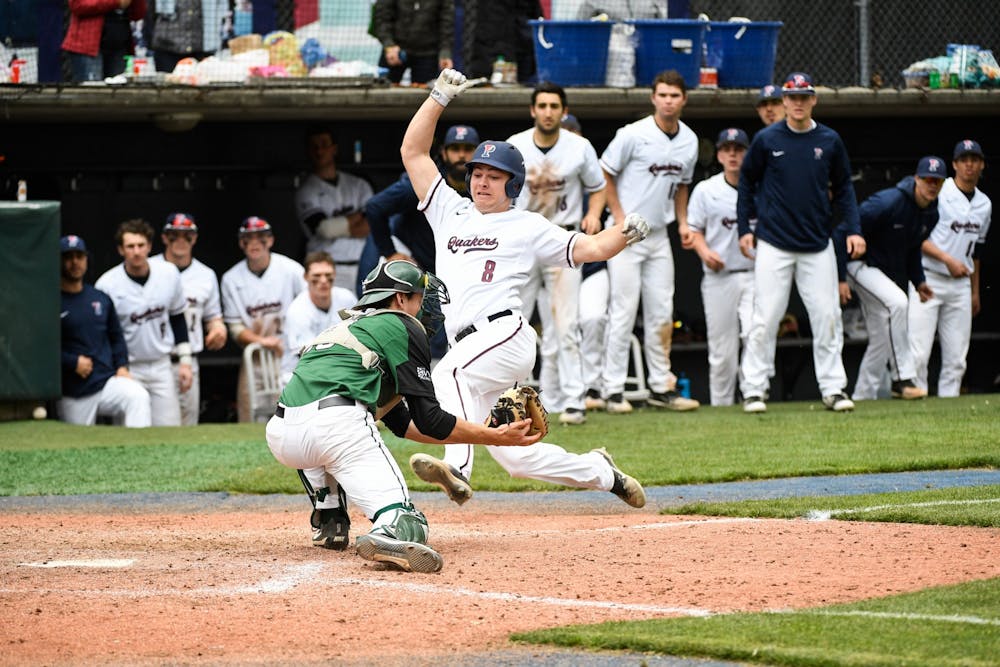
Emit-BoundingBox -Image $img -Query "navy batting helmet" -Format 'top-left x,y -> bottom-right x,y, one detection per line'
465,141 -> 525,199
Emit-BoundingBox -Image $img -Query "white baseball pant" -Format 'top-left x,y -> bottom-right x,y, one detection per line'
432,313 -> 613,491
702,270 -> 755,406
130,357 -> 183,426
908,271 -> 971,397
265,400 -> 409,528
846,261 -> 916,400
602,227 -> 675,396
173,356 -> 200,426
57,375 -> 152,427
579,268 -> 610,394
740,239 -> 847,398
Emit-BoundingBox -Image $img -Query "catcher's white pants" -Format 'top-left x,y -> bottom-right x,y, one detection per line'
265,400 -> 410,532
846,261 -> 916,400
908,271 -> 971,397
520,264 -> 586,412
740,240 -> 847,398
130,357 -> 182,426
58,375 -> 151,427
602,227 -> 675,396
433,313 -> 613,491
702,270 -> 755,406
173,357 -> 200,426
579,268 -> 610,394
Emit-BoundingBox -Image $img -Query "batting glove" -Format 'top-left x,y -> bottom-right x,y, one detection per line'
429,68 -> 479,107
621,213 -> 650,246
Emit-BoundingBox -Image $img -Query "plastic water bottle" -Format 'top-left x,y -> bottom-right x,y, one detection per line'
677,373 -> 691,399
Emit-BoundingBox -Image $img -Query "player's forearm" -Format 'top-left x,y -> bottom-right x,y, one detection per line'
971,259 -> 981,295
673,184 -> 690,227
402,97 -> 443,165
920,239 -> 950,263
601,171 -> 625,222
573,226 -> 627,264
584,188 -> 607,226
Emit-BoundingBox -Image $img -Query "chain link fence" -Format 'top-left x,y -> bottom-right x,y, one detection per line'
3,1 -> 998,87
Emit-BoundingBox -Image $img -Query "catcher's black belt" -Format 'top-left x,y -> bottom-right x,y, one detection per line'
274,394 -> 355,418
454,309 -> 514,343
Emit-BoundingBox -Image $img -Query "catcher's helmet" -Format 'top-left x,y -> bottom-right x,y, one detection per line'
355,260 -> 450,334
239,216 -> 272,236
465,140 -> 525,199
163,212 -> 198,233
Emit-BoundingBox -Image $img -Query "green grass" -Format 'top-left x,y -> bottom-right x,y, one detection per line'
667,484 -> 1000,527
512,578 -> 1000,667
1,395 -> 997,495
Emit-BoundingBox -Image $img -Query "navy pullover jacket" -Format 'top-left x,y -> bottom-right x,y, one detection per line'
737,119 -> 860,251
60,285 -> 129,398
835,176 -> 937,290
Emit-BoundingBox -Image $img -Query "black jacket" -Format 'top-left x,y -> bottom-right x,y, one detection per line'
373,0 -> 455,59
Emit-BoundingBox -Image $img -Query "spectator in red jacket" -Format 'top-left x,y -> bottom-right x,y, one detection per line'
62,0 -> 148,82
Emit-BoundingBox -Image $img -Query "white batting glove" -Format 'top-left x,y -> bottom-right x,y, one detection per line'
621,213 -> 650,246
429,68 -> 479,107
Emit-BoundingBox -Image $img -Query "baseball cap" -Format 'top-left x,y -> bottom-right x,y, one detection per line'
916,155 -> 947,179
60,234 -> 88,254
561,113 -> 582,133
782,72 -> 816,95
756,84 -> 781,105
716,127 -> 750,148
953,139 -> 984,160
444,125 -> 480,148
164,212 -> 198,233
239,216 -> 272,235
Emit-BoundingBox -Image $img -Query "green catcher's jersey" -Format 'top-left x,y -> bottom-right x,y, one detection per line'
279,311 -> 436,411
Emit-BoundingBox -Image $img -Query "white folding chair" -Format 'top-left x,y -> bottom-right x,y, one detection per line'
243,342 -> 282,423
623,334 -> 649,402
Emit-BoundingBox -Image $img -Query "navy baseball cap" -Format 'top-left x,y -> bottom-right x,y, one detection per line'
239,216 -> 272,235
756,84 -> 781,105
953,139 -> 984,160
716,127 -> 750,148
561,113 -> 582,133
164,212 -> 198,233
916,156 -> 947,179
60,234 -> 88,254
782,72 -> 815,95
444,125 -> 480,147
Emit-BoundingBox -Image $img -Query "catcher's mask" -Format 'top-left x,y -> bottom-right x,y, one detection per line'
355,260 -> 449,335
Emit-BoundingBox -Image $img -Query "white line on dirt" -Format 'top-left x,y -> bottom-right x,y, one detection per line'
806,497 -> 1000,521
592,517 -> 762,532
774,609 -> 1000,626
19,559 -> 135,568
199,562 -> 326,594
330,577 -> 715,616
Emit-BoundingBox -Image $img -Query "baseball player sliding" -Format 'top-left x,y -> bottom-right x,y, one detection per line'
399,68 -> 649,510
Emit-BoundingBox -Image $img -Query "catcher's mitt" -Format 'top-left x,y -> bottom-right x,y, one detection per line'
486,386 -> 549,439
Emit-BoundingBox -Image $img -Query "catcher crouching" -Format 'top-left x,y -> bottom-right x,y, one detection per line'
265,260 -> 539,573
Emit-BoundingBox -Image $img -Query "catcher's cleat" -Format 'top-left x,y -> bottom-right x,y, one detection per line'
592,447 -> 646,508
356,533 -> 443,573
409,453 -> 473,505
646,390 -> 700,411
311,507 -> 350,550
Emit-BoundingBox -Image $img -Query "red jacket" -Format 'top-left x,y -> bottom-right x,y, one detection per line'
62,0 -> 148,57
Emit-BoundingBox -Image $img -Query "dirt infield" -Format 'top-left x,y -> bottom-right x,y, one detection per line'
2,496 -> 999,667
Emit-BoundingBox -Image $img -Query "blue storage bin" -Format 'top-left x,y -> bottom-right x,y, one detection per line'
706,21 -> 782,88
627,19 -> 705,89
528,20 -> 613,87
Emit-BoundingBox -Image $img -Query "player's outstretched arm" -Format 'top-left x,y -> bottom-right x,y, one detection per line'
401,68 -> 481,202
572,213 -> 649,264
404,418 -> 540,447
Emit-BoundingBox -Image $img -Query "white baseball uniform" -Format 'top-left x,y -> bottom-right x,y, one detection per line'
908,177 -> 992,396
150,254 -> 223,425
418,174 -> 619,492
280,285 -> 358,384
599,115 -> 698,396
96,261 -> 188,426
295,171 -> 374,292
221,252 -> 307,422
507,128 -> 606,412
688,172 -> 755,406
